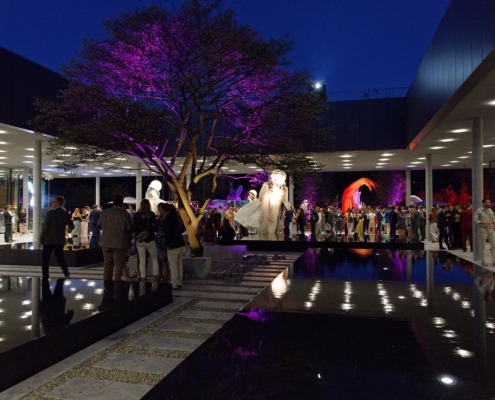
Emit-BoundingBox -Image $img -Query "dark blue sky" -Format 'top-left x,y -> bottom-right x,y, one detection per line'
0,0 -> 450,92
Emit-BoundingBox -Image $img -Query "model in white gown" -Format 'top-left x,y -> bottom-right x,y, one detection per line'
235,171 -> 291,240
145,180 -> 166,214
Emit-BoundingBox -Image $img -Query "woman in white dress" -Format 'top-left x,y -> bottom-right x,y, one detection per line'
368,208 -> 376,234
289,206 -> 298,239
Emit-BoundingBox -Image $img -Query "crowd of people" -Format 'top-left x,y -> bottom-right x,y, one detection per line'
0,204 -> 30,243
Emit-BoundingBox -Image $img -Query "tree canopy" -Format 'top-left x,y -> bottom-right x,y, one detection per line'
32,0 -> 332,252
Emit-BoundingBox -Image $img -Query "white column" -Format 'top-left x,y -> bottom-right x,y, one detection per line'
289,177 -> 294,206
425,153 -> 432,241
33,138 -> 42,249
23,167 -> 29,229
472,118 -> 483,262
136,162 -> 142,208
95,176 -> 100,206
405,168 -> 411,205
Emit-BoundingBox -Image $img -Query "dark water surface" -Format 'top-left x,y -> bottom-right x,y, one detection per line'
145,249 -> 495,400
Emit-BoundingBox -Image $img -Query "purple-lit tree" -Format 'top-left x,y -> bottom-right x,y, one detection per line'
32,1 -> 331,254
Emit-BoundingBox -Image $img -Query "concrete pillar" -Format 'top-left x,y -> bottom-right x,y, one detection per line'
136,162 -> 142,208
95,176 -> 100,207
425,153 -> 433,241
23,167 -> 29,229
33,138 -> 42,249
289,177 -> 294,206
405,168 -> 411,205
472,118 -> 483,262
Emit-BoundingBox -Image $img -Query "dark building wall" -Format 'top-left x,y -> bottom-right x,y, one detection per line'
323,97 -> 406,151
405,0 -> 495,145
0,47 -> 66,129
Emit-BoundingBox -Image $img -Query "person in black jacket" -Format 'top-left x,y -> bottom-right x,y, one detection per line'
132,199 -> 159,282
389,206 -> 398,241
2,205 -> 13,243
162,203 -> 185,289
437,205 -> 451,250
218,219 -> 236,245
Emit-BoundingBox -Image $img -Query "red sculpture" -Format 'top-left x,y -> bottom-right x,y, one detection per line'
342,178 -> 377,213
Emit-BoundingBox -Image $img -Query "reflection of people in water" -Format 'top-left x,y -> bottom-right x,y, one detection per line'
475,267 -> 495,301
98,280 -> 130,312
40,279 -> 74,334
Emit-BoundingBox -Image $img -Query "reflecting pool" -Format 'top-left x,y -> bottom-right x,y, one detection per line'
145,249 -> 495,400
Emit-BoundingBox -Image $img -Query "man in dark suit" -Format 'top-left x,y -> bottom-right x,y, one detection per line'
40,196 -> 74,280
98,195 -> 132,281
410,206 -> 421,242
283,205 -> 293,239
2,205 -> 13,243
89,204 -> 102,237
437,205 -> 451,250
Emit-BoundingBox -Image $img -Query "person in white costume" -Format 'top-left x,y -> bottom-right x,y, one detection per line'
145,180 -> 166,214
235,170 -> 291,239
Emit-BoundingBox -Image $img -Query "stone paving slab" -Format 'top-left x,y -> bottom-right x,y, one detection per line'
181,283 -> 259,293
45,377 -> 152,400
193,301 -> 246,310
245,272 -> 281,277
172,291 -> 254,300
129,335 -> 204,352
178,309 -> 235,321
157,321 -> 223,334
94,353 -> 181,375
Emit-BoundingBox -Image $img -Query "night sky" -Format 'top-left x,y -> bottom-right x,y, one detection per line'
0,0 -> 450,92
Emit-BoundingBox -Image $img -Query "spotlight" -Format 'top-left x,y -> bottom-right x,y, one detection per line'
314,82 -> 322,90
308,81 -> 326,101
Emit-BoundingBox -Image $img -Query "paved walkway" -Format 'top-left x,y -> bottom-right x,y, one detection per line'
0,252 -> 301,400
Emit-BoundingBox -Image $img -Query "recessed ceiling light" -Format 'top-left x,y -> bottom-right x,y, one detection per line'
375,166 -> 383,168
0,142 -> 7,145
95,167 -> 104,170
483,144 -> 495,148
103,173 -> 112,175
417,157 -> 425,160
64,146 -> 77,150
440,138 -> 455,142
0,150 -> 5,153
488,100 -> 495,105
407,165 -> 415,168
88,170 -> 96,173
26,148 -> 33,151
114,157 -> 127,161
451,129 -> 468,133
47,164 -> 56,167
376,163 -> 386,165
51,160 -> 62,162
24,155 -> 33,158
339,154 -> 353,158
381,153 -> 394,156
458,156 -> 468,159
44,169 -> 53,171
343,167 -> 351,169
248,166 -> 257,168
410,162 -> 421,164
0,162 -> 5,165
378,158 -> 389,161
0,130 -> 6,134
306,156 -> 314,159
113,170 -> 122,172
123,166 -> 132,169
441,164 -> 450,167
0,157 -> 6,159
342,163 -> 353,166
450,161 -> 459,163
22,161 -> 32,164
103,162 -> 115,165
430,146 -> 444,150
81,174 -> 90,176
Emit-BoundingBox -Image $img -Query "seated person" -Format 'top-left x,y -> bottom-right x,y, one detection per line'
218,219 -> 236,245
201,219 -> 216,246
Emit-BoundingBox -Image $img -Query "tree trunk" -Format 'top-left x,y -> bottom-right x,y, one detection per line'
185,220 -> 203,256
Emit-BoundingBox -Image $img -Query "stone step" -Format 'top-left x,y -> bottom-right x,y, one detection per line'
178,310 -> 235,321
157,321 -> 222,334
193,301 -> 246,310
45,377 -> 152,400
94,353 -> 181,375
129,335 -> 204,352
172,291 -> 254,301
